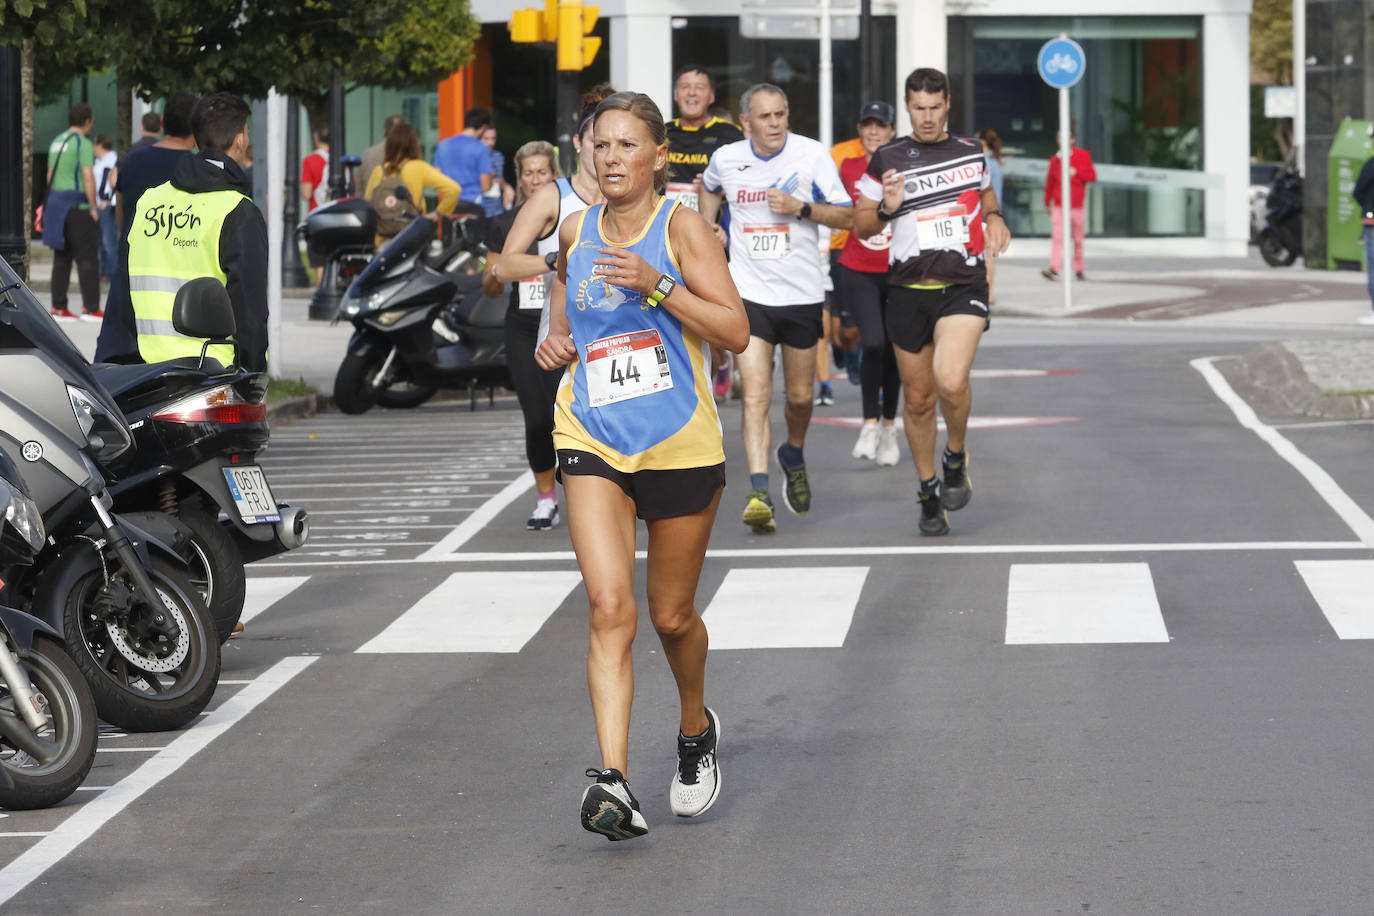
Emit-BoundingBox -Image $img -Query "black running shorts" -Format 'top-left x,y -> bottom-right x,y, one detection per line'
743,299 -> 823,349
885,281 -> 991,354
556,450 -> 725,520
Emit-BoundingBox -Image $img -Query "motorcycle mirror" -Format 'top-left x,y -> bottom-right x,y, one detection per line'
173,277 -> 237,340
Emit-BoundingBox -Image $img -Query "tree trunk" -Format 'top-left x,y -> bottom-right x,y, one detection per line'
116,79 -> 132,155
20,39 -> 33,281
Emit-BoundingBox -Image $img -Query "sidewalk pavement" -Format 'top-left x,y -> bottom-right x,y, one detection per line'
22,241 -> 1374,419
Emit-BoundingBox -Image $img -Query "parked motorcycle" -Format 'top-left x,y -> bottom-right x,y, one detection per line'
331,208 -> 503,415
0,262 -> 220,732
0,446 -> 98,810
94,278 -> 309,642
1258,168 -> 1304,267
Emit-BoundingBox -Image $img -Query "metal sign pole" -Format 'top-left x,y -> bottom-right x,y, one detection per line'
1060,83 -> 1072,312
266,89 -> 284,379
819,0 -> 833,149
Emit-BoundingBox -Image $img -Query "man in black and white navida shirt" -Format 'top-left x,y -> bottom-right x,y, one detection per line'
854,67 -> 1010,537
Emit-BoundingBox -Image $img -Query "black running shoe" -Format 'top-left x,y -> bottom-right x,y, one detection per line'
670,707 -> 721,817
580,768 -> 648,841
918,481 -> 949,536
942,449 -> 972,511
776,447 -> 811,515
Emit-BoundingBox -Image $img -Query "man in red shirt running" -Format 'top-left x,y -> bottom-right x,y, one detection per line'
1040,127 -> 1096,281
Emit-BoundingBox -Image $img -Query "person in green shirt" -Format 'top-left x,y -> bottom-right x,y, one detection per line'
44,102 -> 101,320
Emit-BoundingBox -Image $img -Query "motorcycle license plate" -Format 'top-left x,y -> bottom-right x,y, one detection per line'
222,466 -> 281,524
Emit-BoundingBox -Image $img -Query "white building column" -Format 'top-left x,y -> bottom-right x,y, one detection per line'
1203,11 -> 1250,256
894,0 -> 947,117
611,14 -> 673,119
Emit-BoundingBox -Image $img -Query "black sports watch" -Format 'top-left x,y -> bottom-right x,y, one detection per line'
798,202 -> 813,220
544,251 -> 558,271
647,274 -> 677,307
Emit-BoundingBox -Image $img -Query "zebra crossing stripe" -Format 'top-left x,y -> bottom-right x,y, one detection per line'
1294,559 -> 1374,639
1005,563 -> 1169,645
241,577 -> 311,624
701,567 -> 869,649
355,570 -> 583,653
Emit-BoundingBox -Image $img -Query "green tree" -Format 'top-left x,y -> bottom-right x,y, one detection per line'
1249,0 -> 1293,159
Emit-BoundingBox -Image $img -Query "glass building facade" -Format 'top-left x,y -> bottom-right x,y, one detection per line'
949,16 -> 1205,238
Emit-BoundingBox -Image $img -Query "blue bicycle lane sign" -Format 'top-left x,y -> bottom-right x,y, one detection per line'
1038,37 -> 1085,89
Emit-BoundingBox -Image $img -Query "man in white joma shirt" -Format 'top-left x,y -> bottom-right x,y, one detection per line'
700,83 -> 852,533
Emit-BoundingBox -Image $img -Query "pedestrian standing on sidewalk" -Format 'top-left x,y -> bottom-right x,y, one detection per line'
854,67 -> 1010,536
43,103 -> 101,320
95,90 -> 199,363
130,111 -> 161,152
1352,149 -> 1374,326
489,85 -> 614,530
536,91 -> 748,842
837,102 -> 901,466
1040,125 -> 1095,282
92,135 -> 119,282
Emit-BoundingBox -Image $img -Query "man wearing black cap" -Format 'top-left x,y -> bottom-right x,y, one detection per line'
853,68 -> 1011,537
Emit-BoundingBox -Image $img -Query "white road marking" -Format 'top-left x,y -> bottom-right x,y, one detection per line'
1193,357 -> 1374,548
1006,563 -> 1169,645
811,415 -> 1077,431
251,539 -> 1365,568
355,570 -> 583,653
416,471 -> 535,560
1294,559 -> 1374,639
241,576 -> 310,624
95,746 -> 166,753
0,656 -> 318,905
1272,418 -> 1374,430
702,567 -> 869,649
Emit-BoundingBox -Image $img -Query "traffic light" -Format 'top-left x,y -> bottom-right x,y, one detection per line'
508,8 -> 544,43
557,2 -> 601,71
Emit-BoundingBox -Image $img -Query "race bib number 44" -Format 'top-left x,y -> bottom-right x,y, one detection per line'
584,328 -> 674,408
915,204 -> 970,251
517,275 -> 546,310
744,222 -> 791,260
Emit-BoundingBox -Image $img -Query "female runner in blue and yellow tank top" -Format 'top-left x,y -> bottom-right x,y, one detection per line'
536,91 -> 748,843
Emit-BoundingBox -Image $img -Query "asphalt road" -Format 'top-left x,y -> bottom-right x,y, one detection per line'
1,322 -> 1372,914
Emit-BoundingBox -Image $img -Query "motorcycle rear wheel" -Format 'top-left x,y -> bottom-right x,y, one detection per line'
176,505 -> 247,644
0,637 -> 98,810
1258,233 -> 1297,267
62,556 -> 220,732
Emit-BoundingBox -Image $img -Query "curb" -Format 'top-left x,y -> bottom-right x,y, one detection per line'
267,393 -> 334,423
1236,342 -> 1374,420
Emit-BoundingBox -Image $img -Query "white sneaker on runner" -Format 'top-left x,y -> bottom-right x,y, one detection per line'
1358,312 -> 1374,326
670,707 -> 721,818
852,422 -> 880,460
526,499 -> 560,531
876,426 -> 901,467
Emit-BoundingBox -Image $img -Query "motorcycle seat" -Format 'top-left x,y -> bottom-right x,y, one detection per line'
92,357 -> 227,399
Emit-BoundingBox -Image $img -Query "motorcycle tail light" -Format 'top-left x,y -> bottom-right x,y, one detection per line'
153,384 -> 267,424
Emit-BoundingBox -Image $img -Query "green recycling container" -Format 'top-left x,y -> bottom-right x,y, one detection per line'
1327,118 -> 1374,270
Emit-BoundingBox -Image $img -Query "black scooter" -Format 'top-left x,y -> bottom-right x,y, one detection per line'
0,264 -> 220,733
0,446 -> 98,809
331,209 -> 505,415
1258,168 -> 1304,267
93,278 -> 309,642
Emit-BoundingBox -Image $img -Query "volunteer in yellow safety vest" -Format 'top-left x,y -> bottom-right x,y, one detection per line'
126,92 -> 268,372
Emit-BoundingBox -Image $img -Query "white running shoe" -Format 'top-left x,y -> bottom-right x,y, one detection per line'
875,425 -> 901,466
580,768 -> 648,841
670,707 -> 721,817
852,422 -> 880,460
1358,312 -> 1374,326
526,499 -> 559,531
